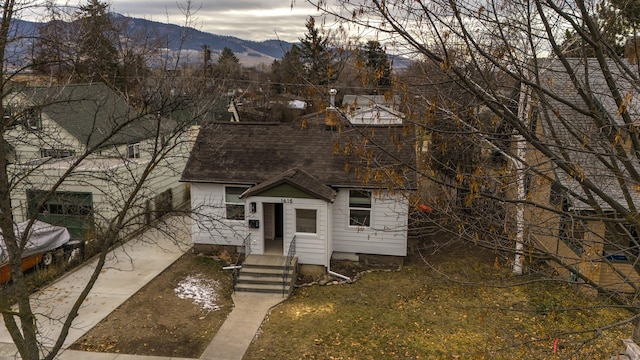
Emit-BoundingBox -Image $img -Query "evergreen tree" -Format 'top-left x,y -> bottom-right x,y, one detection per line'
299,17 -> 336,86
33,0 -> 121,84
76,0 -> 119,82
271,44 -> 305,95
214,47 -> 241,81
362,40 -> 392,91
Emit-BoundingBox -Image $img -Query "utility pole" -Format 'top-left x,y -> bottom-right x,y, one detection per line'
202,44 -> 211,76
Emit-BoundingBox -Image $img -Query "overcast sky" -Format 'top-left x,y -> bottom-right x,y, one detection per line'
107,1 -> 322,42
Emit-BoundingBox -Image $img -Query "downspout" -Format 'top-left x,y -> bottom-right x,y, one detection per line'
328,268 -> 350,281
326,195 -> 350,281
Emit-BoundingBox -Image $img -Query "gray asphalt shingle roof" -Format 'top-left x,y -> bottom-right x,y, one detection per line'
181,116 -> 417,192
539,58 -> 640,210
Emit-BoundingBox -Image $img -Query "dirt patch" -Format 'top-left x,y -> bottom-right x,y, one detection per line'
69,252 -> 234,358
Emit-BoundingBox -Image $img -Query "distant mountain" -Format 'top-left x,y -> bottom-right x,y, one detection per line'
111,14 -> 294,66
5,14 -> 410,71
5,14 -> 293,69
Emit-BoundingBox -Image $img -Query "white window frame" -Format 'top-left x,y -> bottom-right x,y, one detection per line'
348,190 -> 372,227
295,208 -> 317,234
224,186 -> 248,220
127,143 -> 140,159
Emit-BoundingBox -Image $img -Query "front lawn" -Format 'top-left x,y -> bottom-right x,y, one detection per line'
245,246 -> 630,359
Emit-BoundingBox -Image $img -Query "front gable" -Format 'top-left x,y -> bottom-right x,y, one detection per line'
248,183 -> 317,199
241,168 -> 337,202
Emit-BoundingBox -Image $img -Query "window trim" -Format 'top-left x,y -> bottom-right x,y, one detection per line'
224,186 -> 248,221
348,189 -> 372,227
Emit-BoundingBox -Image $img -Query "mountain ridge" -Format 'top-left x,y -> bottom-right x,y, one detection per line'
10,14 -> 294,67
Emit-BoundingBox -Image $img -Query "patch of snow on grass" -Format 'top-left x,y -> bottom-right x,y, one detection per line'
174,274 -> 222,312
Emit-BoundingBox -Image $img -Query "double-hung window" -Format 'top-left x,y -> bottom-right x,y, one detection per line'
349,190 -> 371,227
225,186 -> 247,220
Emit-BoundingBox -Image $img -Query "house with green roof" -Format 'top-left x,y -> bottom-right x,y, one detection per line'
4,82 -> 189,239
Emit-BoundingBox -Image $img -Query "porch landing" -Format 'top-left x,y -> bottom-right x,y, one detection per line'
244,254 -> 286,266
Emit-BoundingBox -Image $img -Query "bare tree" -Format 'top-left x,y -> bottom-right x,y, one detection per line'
305,0 -> 640,352
0,1 -> 228,359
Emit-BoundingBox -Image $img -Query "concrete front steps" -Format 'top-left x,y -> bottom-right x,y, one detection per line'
236,254 -> 298,296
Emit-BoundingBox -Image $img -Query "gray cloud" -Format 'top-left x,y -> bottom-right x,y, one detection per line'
109,0 -> 320,42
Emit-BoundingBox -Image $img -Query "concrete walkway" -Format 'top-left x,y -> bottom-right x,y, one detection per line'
200,292 -> 285,360
0,216 -> 287,360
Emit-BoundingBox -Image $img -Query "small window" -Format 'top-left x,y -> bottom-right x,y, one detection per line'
349,190 -> 371,227
225,186 -> 247,220
2,105 -> 15,128
23,107 -> 41,130
549,181 -> 562,206
127,143 -> 140,159
296,209 -> 317,233
40,148 -> 76,158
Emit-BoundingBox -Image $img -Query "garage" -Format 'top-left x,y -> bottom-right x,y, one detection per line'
26,190 -> 94,239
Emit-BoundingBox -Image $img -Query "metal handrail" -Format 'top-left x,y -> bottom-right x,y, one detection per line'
243,233 -> 252,259
283,235 -> 296,296
233,233 -> 252,292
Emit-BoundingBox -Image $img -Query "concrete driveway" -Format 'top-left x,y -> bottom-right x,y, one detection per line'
0,216 -> 192,358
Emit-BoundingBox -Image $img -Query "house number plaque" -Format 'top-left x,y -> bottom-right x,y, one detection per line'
281,198 -> 293,203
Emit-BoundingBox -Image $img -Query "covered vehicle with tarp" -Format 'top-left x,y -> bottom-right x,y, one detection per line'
0,220 -> 70,284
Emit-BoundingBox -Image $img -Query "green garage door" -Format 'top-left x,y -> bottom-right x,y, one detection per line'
27,190 -> 94,240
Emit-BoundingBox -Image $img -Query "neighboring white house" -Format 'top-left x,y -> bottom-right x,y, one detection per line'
181,110 -> 416,268
342,94 -> 404,125
4,82 -> 189,239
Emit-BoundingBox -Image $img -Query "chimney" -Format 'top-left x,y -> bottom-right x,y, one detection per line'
325,88 -> 339,131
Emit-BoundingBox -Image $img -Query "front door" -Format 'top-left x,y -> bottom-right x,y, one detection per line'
263,203 -> 283,255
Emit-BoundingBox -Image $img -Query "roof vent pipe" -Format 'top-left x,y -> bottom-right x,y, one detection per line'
329,88 -> 337,108
325,89 -> 339,131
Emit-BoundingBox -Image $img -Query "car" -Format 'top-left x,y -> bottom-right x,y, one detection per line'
0,220 -> 71,284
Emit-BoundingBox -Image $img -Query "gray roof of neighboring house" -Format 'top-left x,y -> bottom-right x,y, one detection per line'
181,115 -> 417,192
539,58 -> 640,210
19,83 -> 169,149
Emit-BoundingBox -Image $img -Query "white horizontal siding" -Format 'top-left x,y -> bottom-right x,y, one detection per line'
332,189 -> 408,256
191,183 -> 247,246
284,198 -> 328,266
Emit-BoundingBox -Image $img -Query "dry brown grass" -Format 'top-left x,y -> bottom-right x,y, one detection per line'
245,245 -> 631,360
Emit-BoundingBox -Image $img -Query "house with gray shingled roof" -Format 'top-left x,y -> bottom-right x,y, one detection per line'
4,82 -> 188,239
523,58 -> 640,292
181,107 -> 417,274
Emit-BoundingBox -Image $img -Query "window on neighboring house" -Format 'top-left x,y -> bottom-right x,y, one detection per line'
549,181 -> 563,206
603,223 -> 640,262
296,209 -> 317,233
40,148 -> 76,158
22,107 -> 41,130
558,215 -> 585,255
225,186 -> 247,220
2,105 -> 15,128
127,143 -> 140,158
349,190 -> 371,227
